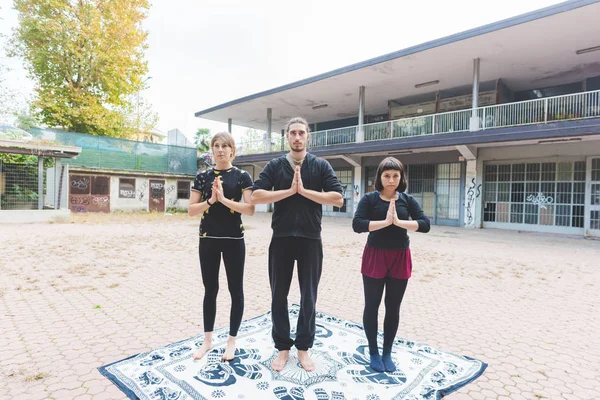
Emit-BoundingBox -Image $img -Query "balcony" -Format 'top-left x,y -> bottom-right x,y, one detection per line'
238,90 -> 600,156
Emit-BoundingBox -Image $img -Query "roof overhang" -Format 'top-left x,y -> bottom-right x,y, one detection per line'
0,140 -> 82,158
195,0 -> 600,131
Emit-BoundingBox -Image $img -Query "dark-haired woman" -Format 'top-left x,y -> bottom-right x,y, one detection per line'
352,157 -> 430,372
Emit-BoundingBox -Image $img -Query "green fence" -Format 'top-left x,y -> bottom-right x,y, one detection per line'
30,128 -> 197,175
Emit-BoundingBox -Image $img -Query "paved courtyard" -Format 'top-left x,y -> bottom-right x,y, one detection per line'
1,212 -> 599,399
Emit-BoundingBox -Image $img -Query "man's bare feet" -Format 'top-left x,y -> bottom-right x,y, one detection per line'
222,336 -> 236,361
272,350 -> 289,371
298,350 -> 315,372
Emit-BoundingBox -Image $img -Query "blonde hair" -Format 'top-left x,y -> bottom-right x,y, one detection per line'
210,131 -> 236,160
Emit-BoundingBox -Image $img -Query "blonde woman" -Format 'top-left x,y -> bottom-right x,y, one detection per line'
188,132 -> 254,361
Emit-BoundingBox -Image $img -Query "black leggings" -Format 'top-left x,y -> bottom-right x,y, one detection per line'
363,275 -> 409,354
199,238 -> 245,336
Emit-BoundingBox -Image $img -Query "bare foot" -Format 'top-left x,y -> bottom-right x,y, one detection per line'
192,341 -> 213,361
222,336 -> 236,361
298,350 -> 315,372
272,350 -> 289,371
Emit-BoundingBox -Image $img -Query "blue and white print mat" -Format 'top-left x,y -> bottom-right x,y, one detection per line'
99,305 -> 486,400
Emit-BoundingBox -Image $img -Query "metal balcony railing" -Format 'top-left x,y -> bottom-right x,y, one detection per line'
237,89 -> 600,156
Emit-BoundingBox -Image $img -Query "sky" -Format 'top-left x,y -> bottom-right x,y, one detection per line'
0,0 -> 565,143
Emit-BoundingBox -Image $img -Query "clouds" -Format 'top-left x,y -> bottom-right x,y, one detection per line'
1,0 -> 564,141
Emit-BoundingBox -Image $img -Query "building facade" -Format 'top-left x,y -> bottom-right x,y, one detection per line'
66,170 -> 193,213
195,1 -> 600,237
29,128 -> 197,213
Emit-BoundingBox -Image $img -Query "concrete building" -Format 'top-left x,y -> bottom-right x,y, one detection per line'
195,0 -> 600,237
30,128 -> 197,213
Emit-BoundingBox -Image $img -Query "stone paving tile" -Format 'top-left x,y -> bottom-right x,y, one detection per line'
1,213 -> 599,399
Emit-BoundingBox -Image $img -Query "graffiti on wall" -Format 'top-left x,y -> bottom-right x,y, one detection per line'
70,177 -> 90,190
137,181 -> 148,201
526,192 -> 553,209
353,185 -> 360,213
465,178 -> 482,226
119,189 -> 135,198
92,196 -> 109,208
70,197 -> 90,206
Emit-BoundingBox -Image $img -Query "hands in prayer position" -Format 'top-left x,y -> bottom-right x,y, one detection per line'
385,198 -> 403,227
211,176 -> 224,203
290,165 -> 306,196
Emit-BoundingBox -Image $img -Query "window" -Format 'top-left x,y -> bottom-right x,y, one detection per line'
70,175 -> 91,195
321,168 -> 353,213
119,178 -> 136,198
91,176 -> 110,195
177,180 -> 190,199
407,164 -> 436,220
483,161 -> 585,227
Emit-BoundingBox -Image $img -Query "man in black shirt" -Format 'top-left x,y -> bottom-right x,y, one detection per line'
251,117 -> 343,372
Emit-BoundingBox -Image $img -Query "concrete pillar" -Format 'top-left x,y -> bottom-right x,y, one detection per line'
38,156 -> 44,210
353,165 -> 363,214
54,160 -> 63,209
266,108 -> 272,153
470,58 -> 480,131
228,118 -> 232,133
464,159 -> 478,227
357,86 -> 365,143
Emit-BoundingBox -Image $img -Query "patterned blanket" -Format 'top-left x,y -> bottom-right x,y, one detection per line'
99,305 -> 486,399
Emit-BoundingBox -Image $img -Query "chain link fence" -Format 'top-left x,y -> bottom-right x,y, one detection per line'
0,159 -> 69,211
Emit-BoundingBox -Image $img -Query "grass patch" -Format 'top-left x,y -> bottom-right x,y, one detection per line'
66,264 -> 90,276
62,285 -> 96,292
25,372 -> 49,382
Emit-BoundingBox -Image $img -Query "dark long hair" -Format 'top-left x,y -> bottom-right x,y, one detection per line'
374,157 -> 408,192
285,117 -> 310,134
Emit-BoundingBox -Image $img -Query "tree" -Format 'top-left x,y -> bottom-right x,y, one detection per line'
13,109 -> 37,131
0,7 -> 17,123
0,64 -> 15,123
10,0 -> 152,137
239,128 -> 285,155
194,128 -> 211,152
122,94 -> 159,140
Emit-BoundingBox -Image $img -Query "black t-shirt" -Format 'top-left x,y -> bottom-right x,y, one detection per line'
192,167 -> 253,238
352,191 -> 431,249
252,153 -> 343,239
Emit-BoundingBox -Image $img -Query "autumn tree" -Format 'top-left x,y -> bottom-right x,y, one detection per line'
10,0 -> 153,137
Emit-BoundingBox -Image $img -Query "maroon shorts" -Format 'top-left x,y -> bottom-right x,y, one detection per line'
361,244 -> 412,279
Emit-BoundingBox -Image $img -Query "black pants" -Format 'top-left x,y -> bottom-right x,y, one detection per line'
363,275 -> 409,354
269,236 -> 323,351
199,238 -> 245,336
